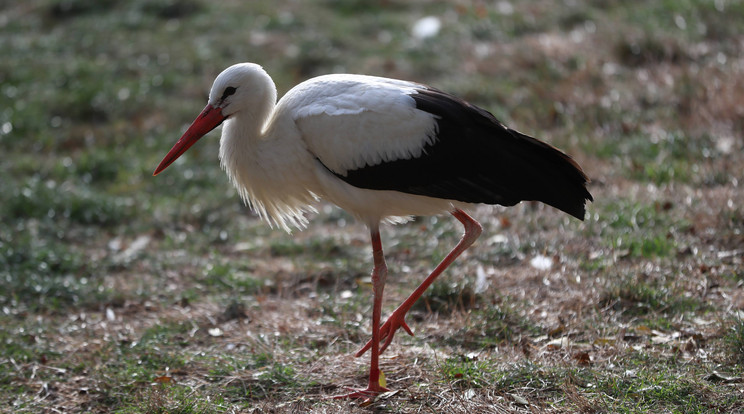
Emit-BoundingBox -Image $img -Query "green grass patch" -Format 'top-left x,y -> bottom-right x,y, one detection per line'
443,303 -> 540,350
127,383 -> 227,414
592,131 -> 712,185
611,232 -> 677,259
414,277 -> 479,314
269,237 -> 348,260
594,199 -> 691,259
487,358 -> 733,412
2,178 -> 135,226
200,263 -> 265,296
600,272 -> 705,320
0,232 -> 113,313
724,316 -> 744,364
222,360 -> 314,403
439,355 -> 494,388
593,373 -> 707,412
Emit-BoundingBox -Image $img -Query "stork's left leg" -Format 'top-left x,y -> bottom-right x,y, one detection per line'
331,225 -> 390,401
356,208 -> 482,357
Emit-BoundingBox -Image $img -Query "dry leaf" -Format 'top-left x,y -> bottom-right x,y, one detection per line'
574,351 -> 592,366
546,337 -> 570,350
509,393 -> 529,406
593,337 -> 616,346
153,375 -> 174,384
500,216 -> 511,228
704,372 -> 743,384
636,325 -> 653,335
548,324 -> 565,337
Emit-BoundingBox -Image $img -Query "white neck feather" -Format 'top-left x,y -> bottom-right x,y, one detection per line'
218,100 -> 319,233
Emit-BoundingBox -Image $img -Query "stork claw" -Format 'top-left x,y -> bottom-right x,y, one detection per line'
355,311 -> 414,357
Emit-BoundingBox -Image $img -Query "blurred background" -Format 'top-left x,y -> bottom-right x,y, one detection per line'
1,0 -> 743,412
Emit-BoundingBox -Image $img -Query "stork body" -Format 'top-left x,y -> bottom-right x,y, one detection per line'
154,63 -> 592,400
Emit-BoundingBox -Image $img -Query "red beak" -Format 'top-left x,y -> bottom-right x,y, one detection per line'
153,104 -> 227,176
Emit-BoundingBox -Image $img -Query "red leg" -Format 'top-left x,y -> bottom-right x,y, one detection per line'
331,225 -> 390,401
356,208 -> 482,357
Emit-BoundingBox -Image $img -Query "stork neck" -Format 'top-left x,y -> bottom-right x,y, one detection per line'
217,91 -> 319,231
224,99 -> 276,146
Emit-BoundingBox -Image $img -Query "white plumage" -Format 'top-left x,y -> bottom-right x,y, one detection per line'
154,62 -> 592,400
210,63 -> 457,230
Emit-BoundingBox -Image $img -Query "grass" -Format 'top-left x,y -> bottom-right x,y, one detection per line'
599,271 -> 707,326
725,317 -> 744,365
1,0 -> 743,412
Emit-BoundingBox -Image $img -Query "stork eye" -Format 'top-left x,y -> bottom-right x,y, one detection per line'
220,86 -> 237,101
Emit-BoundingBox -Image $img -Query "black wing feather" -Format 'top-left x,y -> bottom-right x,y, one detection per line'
326,88 -> 593,220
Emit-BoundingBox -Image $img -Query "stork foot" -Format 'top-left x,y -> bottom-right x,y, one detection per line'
356,309 -> 414,357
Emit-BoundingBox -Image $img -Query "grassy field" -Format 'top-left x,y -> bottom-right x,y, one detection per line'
2,0 -> 743,412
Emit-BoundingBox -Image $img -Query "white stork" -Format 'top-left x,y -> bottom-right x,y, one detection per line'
153,63 -> 592,400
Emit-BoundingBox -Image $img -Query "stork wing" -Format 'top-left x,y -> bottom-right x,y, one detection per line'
288,76 -> 592,220
286,74 -> 439,175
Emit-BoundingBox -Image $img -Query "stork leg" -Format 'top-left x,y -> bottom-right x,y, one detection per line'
357,208 -> 482,357
331,224 -> 390,401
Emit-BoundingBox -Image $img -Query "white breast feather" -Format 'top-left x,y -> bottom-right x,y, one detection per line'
220,117 -> 320,232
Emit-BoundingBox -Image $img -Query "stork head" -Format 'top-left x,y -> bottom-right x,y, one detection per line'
153,63 -> 276,176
